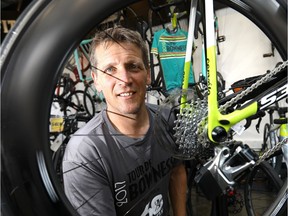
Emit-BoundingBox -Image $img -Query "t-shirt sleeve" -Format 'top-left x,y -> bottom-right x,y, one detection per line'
151,29 -> 163,55
62,137 -> 116,216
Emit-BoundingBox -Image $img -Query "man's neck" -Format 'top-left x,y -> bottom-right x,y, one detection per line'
106,107 -> 150,138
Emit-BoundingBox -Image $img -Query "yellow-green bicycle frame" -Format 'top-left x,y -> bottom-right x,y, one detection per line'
181,0 -> 259,143
204,0 -> 259,142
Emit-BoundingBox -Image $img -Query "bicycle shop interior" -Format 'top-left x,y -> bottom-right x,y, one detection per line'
1,0 -> 287,215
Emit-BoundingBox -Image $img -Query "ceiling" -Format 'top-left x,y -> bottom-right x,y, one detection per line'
1,0 -> 31,10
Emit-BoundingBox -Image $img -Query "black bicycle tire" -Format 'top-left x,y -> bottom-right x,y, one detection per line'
66,89 -> 95,118
244,160 -> 284,216
82,88 -> 96,117
52,137 -> 69,186
52,142 -> 66,181
1,0 -> 287,216
63,90 -> 85,116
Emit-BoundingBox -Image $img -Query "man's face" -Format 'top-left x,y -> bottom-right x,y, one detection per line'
91,42 -> 151,115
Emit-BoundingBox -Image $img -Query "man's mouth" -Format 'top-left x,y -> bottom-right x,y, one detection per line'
119,92 -> 134,97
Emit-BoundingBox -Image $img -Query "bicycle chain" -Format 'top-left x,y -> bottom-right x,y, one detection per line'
255,137 -> 288,166
219,60 -> 288,113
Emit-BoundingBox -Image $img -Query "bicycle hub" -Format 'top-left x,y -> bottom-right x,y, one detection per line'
212,126 -> 227,142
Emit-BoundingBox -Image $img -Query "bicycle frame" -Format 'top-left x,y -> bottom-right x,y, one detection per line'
73,38 -> 93,82
181,0 -> 288,143
180,0 -> 198,107
279,119 -> 288,139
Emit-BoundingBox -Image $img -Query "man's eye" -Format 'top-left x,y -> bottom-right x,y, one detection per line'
128,64 -> 142,71
105,67 -> 116,73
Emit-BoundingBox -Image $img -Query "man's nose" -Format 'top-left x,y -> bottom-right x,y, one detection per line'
117,68 -> 132,85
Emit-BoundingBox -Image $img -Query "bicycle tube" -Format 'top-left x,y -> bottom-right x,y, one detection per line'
180,0 -> 198,109
0,0 -> 287,215
244,160 -> 284,216
205,0 -> 287,142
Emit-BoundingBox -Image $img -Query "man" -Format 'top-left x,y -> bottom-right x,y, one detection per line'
62,27 -> 187,216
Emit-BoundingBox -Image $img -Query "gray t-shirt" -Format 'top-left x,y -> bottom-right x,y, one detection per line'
62,104 -> 178,216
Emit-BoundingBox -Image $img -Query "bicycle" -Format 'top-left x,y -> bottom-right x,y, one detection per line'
53,73 -> 96,117
261,102 -> 287,175
1,0 -> 287,216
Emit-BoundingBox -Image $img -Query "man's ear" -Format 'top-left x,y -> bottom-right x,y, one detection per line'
91,71 -> 102,92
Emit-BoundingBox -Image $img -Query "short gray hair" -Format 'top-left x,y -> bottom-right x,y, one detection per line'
89,27 -> 149,70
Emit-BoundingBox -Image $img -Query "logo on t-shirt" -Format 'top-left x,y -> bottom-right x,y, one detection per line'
141,194 -> 164,216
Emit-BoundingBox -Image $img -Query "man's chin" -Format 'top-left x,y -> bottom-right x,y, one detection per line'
119,105 -> 141,115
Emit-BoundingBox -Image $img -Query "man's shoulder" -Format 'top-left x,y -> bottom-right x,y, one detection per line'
146,103 -> 158,112
64,111 -> 107,161
66,111 -> 105,148
146,103 -> 173,121
75,110 -> 104,134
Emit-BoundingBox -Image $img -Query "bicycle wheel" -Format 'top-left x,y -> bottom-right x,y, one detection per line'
1,0 -> 287,215
64,90 -> 95,118
1,1 -> 139,215
82,88 -> 96,117
244,160 -> 284,216
84,80 -> 104,113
